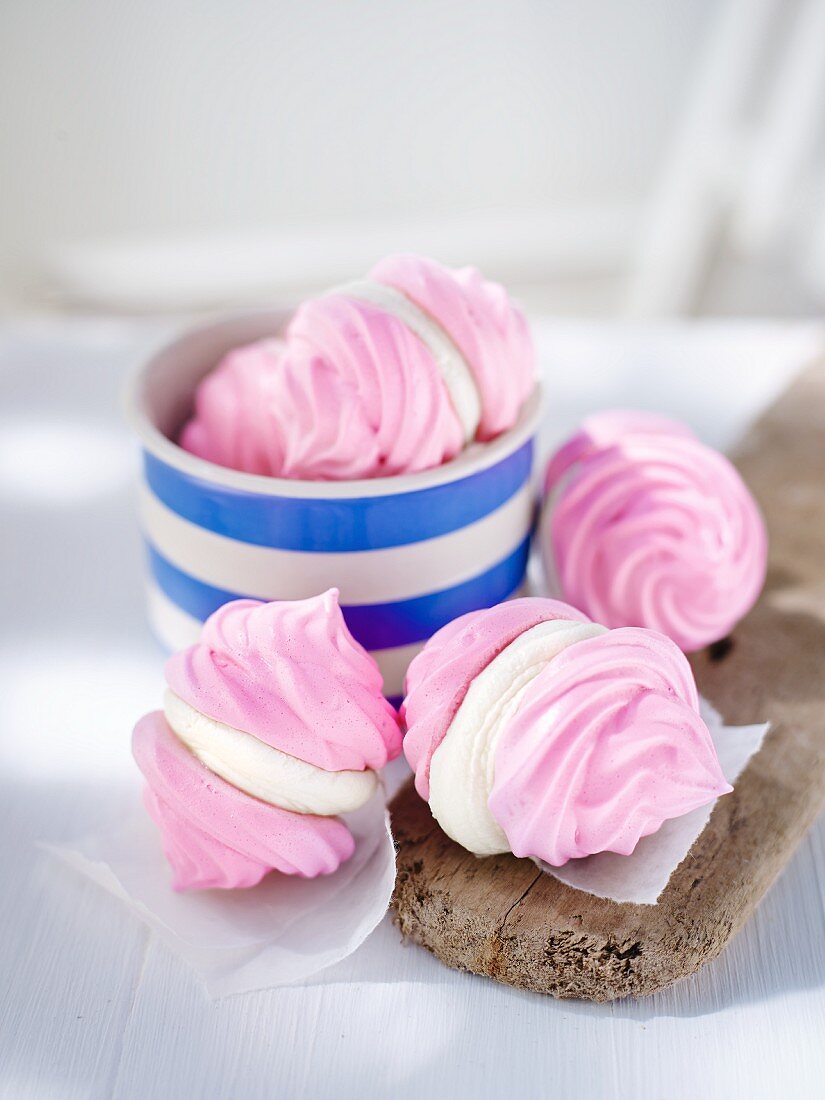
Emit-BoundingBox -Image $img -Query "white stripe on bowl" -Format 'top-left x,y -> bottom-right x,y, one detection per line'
147,581 -> 202,649
139,480 -> 534,606
146,581 -> 423,698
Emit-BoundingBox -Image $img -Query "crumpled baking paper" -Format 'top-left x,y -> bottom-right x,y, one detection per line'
41,791 -> 396,998
543,699 -> 769,904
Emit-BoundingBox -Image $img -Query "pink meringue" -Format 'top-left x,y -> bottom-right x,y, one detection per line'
541,410 -> 768,652
368,253 -> 535,442
401,597 -> 591,801
402,597 -> 730,866
165,592 -> 401,772
133,590 -> 401,890
179,254 -> 536,480
134,712 -> 354,890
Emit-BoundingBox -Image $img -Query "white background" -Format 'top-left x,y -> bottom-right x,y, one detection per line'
2,316 -> 824,1100
0,0 -> 707,298
4,0 -> 825,317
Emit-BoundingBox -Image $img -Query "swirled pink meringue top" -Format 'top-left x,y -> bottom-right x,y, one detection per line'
178,254 -> 535,479
368,253 -> 536,441
489,627 -> 731,865
402,598 -> 590,800
543,410 -> 768,652
165,591 -> 401,772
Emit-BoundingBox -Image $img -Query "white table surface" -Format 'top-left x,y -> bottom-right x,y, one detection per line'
2,315 -> 825,1100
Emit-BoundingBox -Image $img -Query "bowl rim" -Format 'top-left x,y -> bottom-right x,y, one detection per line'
126,310 -> 543,500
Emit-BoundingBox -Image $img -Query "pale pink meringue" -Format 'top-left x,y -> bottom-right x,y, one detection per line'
401,597 -> 590,801
166,591 -> 401,771
368,254 -> 536,442
179,254 -> 536,480
489,627 -> 728,865
133,712 -> 354,890
133,591 -> 401,890
179,339 -> 290,476
541,410 -> 768,652
402,597 -> 731,866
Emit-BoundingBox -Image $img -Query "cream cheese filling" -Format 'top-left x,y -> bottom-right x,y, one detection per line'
427,618 -> 606,856
163,689 -> 378,816
333,279 -> 482,443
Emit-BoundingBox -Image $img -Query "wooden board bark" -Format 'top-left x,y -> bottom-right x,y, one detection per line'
390,361 -> 825,1001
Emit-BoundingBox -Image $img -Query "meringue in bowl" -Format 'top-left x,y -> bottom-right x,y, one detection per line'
128,256 -> 542,698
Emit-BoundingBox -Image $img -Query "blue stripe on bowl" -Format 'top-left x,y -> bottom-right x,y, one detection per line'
145,535 -> 531,651
143,440 -> 533,553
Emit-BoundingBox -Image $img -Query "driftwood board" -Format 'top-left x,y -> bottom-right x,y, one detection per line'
390,361 -> 825,1001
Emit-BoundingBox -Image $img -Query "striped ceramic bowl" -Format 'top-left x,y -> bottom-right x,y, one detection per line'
128,312 -> 541,699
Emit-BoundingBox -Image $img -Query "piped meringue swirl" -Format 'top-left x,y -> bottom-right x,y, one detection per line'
542,410 -> 768,652
179,253 -> 536,479
488,627 -> 731,865
402,598 -> 731,866
166,590 -> 401,771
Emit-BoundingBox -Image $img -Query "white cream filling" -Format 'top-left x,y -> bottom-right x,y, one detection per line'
333,279 -> 482,443
427,618 -> 606,856
163,689 -> 378,816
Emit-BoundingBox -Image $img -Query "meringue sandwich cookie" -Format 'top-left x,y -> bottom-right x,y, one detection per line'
133,590 -> 402,890
402,598 -> 731,867
179,252 -> 536,479
541,410 -> 768,652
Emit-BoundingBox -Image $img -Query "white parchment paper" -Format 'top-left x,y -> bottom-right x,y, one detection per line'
544,700 -> 770,904
42,791 -> 396,998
